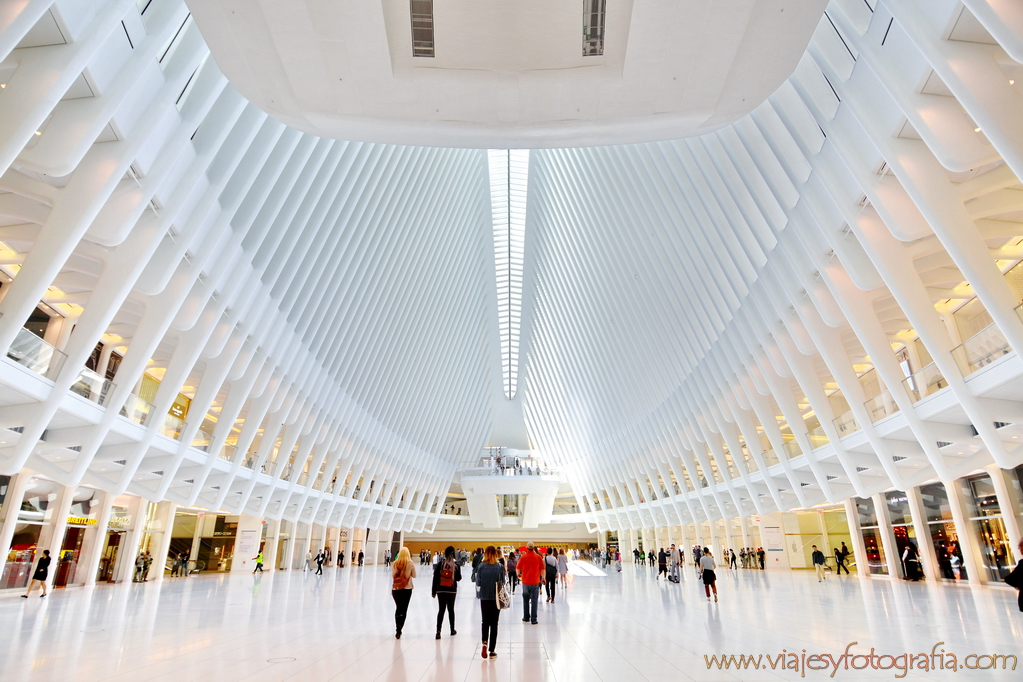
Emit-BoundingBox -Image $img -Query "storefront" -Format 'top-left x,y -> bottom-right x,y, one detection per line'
2,477 -> 59,589
884,491 -> 917,577
54,487 -> 103,587
961,474 -> 1013,581
918,482 -> 967,580
854,497 -> 888,575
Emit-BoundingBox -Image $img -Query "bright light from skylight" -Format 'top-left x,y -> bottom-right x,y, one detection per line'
488,149 -> 529,399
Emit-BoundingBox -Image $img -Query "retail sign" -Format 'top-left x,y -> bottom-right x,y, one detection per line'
763,526 -> 784,552
67,516 -> 97,526
108,514 -> 131,529
236,530 -> 259,568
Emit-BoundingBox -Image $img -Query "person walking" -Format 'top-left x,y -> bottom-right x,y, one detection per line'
315,550 -> 324,575
902,542 -> 922,581
834,547 -> 848,575
811,545 -> 827,582
384,549 -> 392,567
358,549 -> 364,566
838,542 -> 850,574
506,551 -> 519,593
544,548 -> 558,602
657,547 -> 667,580
21,550 -> 51,598
669,544 -> 680,583
391,547 -> 416,639
475,545 -> 507,659
517,542 -> 544,624
304,551 -> 313,572
615,549 -> 621,572
757,547 -> 766,570
700,547 -> 718,602
133,553 -> 145,582
557,548 -> 569,588
729,549 -> 737,570
253,551 -> 264,573
432,545 -> 461,639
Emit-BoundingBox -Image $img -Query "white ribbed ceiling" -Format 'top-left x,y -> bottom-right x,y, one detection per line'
183,0 -> 829,147
1,0 -> 1022,536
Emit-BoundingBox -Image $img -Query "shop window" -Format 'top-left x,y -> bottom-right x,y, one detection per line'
853,497 -> 887,574
919,482 -> 967,580
963,475 -> 1013,581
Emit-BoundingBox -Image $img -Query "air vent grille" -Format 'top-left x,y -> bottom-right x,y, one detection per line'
410,0 -> 434,58
114,459 -> 127,465
855,466 -> 869,472
892,456 -> 907,462
937,441 -> 952,448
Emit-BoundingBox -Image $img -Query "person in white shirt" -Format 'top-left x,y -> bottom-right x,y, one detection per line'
668,544 -> 680,582
699,547 -> 718,602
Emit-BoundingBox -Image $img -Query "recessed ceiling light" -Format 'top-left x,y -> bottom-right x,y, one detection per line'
34,130 -> 42,136
974,127 -> 981,133
1010,80 -> 1016,85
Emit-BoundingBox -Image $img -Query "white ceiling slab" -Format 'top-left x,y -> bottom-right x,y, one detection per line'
185,0 -> 828,147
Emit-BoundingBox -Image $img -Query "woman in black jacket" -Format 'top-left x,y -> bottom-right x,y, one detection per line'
22,549 -> 51,598
475,546 -> 506,659
432,545 -> 462,638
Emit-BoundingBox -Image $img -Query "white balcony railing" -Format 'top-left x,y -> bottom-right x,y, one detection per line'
952,322 -> 1011,376
191,429 -> 213,452
865,389 -> 900,423
121,394 -> 154,426
70,368 -> 114,406
7,327 -> 66,378
903,362 -> 947,402
833,410 -> 861,436
160,414 -> 185,440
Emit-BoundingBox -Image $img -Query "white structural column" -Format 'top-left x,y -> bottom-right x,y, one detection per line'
905,487 -> 939,581
844,498 -> 869,578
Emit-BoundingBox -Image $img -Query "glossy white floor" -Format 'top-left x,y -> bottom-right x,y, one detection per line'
1,560 -> 1021,682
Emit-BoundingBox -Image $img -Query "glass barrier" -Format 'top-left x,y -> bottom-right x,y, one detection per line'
864,389 -> 900,423
781,441 -> 802,459
161,414 -> 185,440
7,327 -> 67,378
833,410 -> 861,437
258,458 -> 273,474
218,444 -> 236,462
121,394 -> 154,426
743,451 -> 759,474
951,322 -> 1011,376
807,426 -> 830,449
902,362 -> 947,402
191,429 -> 213,452
70,368 -> 115,406
762,448 -> 780,467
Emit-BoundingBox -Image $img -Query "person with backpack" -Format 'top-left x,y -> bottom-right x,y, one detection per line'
432,545 -> 461,639
543,548 -> 558,602
657,547 -> 668,580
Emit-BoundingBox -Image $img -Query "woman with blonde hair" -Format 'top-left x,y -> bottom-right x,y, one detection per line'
557,548 -> 568,588
391,547 -> 416,639
474,545 -> 507,659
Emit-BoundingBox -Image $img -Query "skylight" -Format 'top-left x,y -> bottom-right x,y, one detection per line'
410,0 -> 435,57
488,149 -> 529,399
583,0 -> 606,56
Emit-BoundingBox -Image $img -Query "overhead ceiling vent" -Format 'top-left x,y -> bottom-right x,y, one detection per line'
892,456 -> 907,462
855,466 -> 869,472
583,0 -> 606,56
410,0 -> 435,58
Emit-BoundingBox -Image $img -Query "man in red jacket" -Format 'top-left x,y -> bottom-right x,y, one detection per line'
516,541 -> 544,624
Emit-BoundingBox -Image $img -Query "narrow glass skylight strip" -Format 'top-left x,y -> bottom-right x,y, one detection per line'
488,149 -> 529,399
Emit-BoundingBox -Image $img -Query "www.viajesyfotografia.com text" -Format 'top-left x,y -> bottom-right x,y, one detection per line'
704,642 -> 1017,677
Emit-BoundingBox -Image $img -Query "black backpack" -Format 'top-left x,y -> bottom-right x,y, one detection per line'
545,557 -> 557,580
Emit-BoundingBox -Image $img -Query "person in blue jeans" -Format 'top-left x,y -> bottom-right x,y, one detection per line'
516,542 -> 544,624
